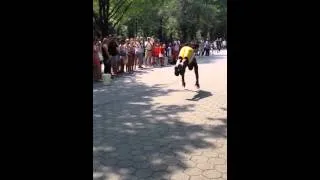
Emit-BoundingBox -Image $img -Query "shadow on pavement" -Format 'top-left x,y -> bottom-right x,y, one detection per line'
196,54 -> 227,64
183,89 -> 200,92
220,107 -> 227,111
186,90 -> 213,101
207,117 -> 227,124
93,76 -> 226,180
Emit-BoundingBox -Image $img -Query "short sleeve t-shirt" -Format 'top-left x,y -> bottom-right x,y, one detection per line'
146,42 -> 152,51
108,42 -> 118,56
178,46 -> 194,63
174,44 -> 179,51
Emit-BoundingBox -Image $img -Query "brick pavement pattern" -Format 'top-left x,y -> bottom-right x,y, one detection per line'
93,50 -> 227,180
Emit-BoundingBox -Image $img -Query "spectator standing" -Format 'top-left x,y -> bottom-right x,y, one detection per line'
135,40 -> 144,68
205,41 -> 210,56
127,40 -> 135,72
101,38 -> 111,74
93,39 -> 103,81
108,39 -> 119,76
159,43 -> 165,67
167,43 -> 172,63
152,42 -> 159,66
199,41 -> 205,56
119,39 -> 127,73
172,42 -> 180,63
222,39 -> 227,49
144,37 -> 153,67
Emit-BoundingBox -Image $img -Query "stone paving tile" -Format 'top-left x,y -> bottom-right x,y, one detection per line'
222,172 -> 227,179
118,167 -> 136,175
151,171 -> 171,180
135,161 -> 151,169
189,175 -> 211,180
202,151 -> 219,158
191,156 -> 209,163
179,160 -> 197,168
207,158 -> 226,165
135,168 -> 154,178
215,164 -> 227,173
121,175 -> 138,180
163,157 -> 180,166
196,162 -> 215,170
151,164 -> 168,171
202,170 -> 222,179
93,53 -> 227,180
184,168 -> 202,176
167,165 -> 184,172
170,172 -> 190,180
117,160 -> 134,168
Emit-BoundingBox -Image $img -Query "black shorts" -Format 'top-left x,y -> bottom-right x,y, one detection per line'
181,57 -> 197,70
186,58 -> 197,70
174,57 -> 197,76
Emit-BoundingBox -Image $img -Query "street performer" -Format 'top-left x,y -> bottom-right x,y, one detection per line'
174,43 -> 200,89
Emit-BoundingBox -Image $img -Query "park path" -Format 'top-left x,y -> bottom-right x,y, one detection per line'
93,50 -> 227,180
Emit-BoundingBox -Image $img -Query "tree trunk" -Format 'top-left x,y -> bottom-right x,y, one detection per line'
181,28 -> 187,42
99,0 -> 106,37
105,0 -> 109,36
136,18 -> 138,37
158,17 -> 163,42
209,27 -> 215,41
98,0 -> 110,37
127,20 -> 134,38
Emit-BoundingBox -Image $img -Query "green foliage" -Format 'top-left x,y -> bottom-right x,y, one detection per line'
93,0 -> 226,41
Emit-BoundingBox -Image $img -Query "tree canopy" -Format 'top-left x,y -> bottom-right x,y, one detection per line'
93,0 -> 226,41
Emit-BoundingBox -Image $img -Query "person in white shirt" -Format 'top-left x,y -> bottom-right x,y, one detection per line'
174,43 -> 179,52
199,41 -> 205,56
167,43 -> 172,57
213,40 -> 217,50
222,40 -> 227,49
144,37 -> 153,67
135,41 -> 144,68
204,41 -> 210,56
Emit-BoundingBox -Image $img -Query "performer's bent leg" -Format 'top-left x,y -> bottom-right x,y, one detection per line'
174,58 -> 183,76
194,59 -> 200,88
181,60 -> 188,87
174,66 -> 180,76
181,73 -> 186,87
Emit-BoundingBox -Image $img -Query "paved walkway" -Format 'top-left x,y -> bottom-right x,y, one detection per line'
93,50 -> 227,180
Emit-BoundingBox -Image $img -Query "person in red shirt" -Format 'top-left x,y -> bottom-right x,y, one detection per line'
159,43 -> 165,67
152,42 -> 160,66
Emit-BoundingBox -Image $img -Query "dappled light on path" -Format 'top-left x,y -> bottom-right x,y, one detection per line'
93,53 -> 227,180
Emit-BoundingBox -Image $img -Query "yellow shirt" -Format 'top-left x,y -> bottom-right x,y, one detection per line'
178,46 -> 194,63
